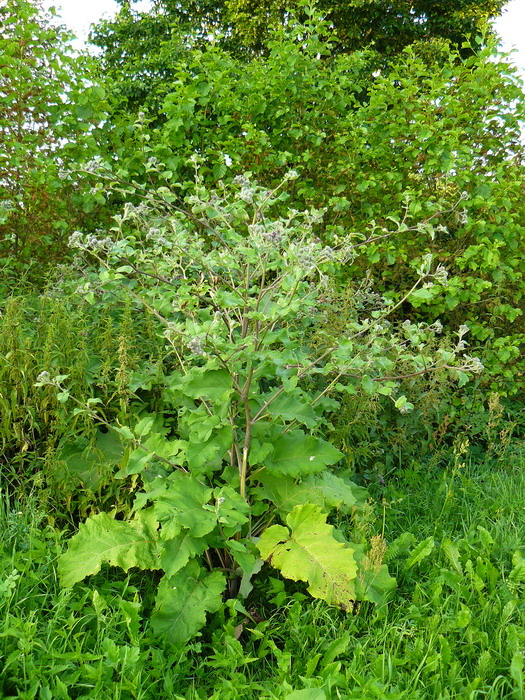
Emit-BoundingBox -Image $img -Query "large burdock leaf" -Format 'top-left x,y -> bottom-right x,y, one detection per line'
59,509 -> 160,587
264,430 -> 343,477
181,368 -> 233,402
154,472 -> 216,537
151,560 -> 226,645
159,526 -> 208,577
257,503 -> 358,610
258,472 -> 368,514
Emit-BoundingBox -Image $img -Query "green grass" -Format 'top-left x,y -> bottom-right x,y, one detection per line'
1,447 -> 525,699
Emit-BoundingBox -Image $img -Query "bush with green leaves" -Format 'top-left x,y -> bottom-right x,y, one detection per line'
0,0 -> 109,289
45,172 -> 484,644
88,13 -> 524,405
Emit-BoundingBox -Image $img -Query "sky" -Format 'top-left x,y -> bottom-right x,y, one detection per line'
43,0 -> 525,75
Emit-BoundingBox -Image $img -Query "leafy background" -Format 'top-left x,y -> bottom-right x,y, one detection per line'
1,0 -> 524,696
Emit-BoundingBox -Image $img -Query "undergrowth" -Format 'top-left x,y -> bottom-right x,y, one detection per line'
1,449 -> 525,699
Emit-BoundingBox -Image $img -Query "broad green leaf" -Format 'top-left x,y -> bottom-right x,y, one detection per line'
159,527 -> 208,577
257,474 -> 327,511
258,472 -> 367,514
361,375 -> 376,395
181,368 -> 233,402
186,425 -> 233,472
509,551 -> 525,584
226,539 -> 263,598
154,473 -> 216,537
510,651 -> 524,689
310,472 -> 368,511
410,287 -> 435,302
404,536 -> 435,571
210,486 -> 250,534
142,434 -> 186,462
59,510 -> 160,587
118,447 -> 153,477
151,560 -> 226,644
286,691 -> 326,700
249,439 -> 274,465
56,430 -> 124,490
263,430 -> 343,477
442,537 -> 463,575
134,415 -> 156,438
266,393 -> 318,428
185,412 -> 222,442
258,503 -> 357,610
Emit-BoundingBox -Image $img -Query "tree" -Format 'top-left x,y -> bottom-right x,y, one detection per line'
225,0 -> 508,55
0,0 -> 106,284
91,0 -> 508,108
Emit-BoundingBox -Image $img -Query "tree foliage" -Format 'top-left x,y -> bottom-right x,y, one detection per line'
225,0 -> 507,55
91,0 -> 507,113
0,0 -> 107,285
87,16 -> 525,396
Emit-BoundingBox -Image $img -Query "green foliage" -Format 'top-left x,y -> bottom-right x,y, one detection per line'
0,283 -> 165,515
2,452 -> 525,697
225,0 -> 506,55
258,503 -> 360,609
93,0 -> 506,82
86,15 -> 525,404
51,172 -> 483,643
0,0 -> 108,286
2,0 -> 524,692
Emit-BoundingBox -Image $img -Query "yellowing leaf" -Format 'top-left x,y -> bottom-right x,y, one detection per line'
257,503 -> 358,610
59,510 -> 160,587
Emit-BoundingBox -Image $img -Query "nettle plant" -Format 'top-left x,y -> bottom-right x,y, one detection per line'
52,171 -> 483,645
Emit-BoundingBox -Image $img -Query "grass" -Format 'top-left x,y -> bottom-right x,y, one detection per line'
1,446 -> 525,699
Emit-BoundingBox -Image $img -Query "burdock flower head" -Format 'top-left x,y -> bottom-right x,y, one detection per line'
187,337 -> 205,356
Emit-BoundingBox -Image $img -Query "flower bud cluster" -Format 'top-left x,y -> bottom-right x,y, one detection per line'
68,230 -> 114,252
187,337 -> 206,356
82,156 -> 107,175
463,355 -> 484,374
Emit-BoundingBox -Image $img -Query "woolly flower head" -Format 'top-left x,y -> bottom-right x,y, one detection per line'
464,355 -> 484,374
36,371 -> 52,385
433,265 -> 448,286
187,337 -> 205,356
429,320 -> 443,334
68,231 -> 84,249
